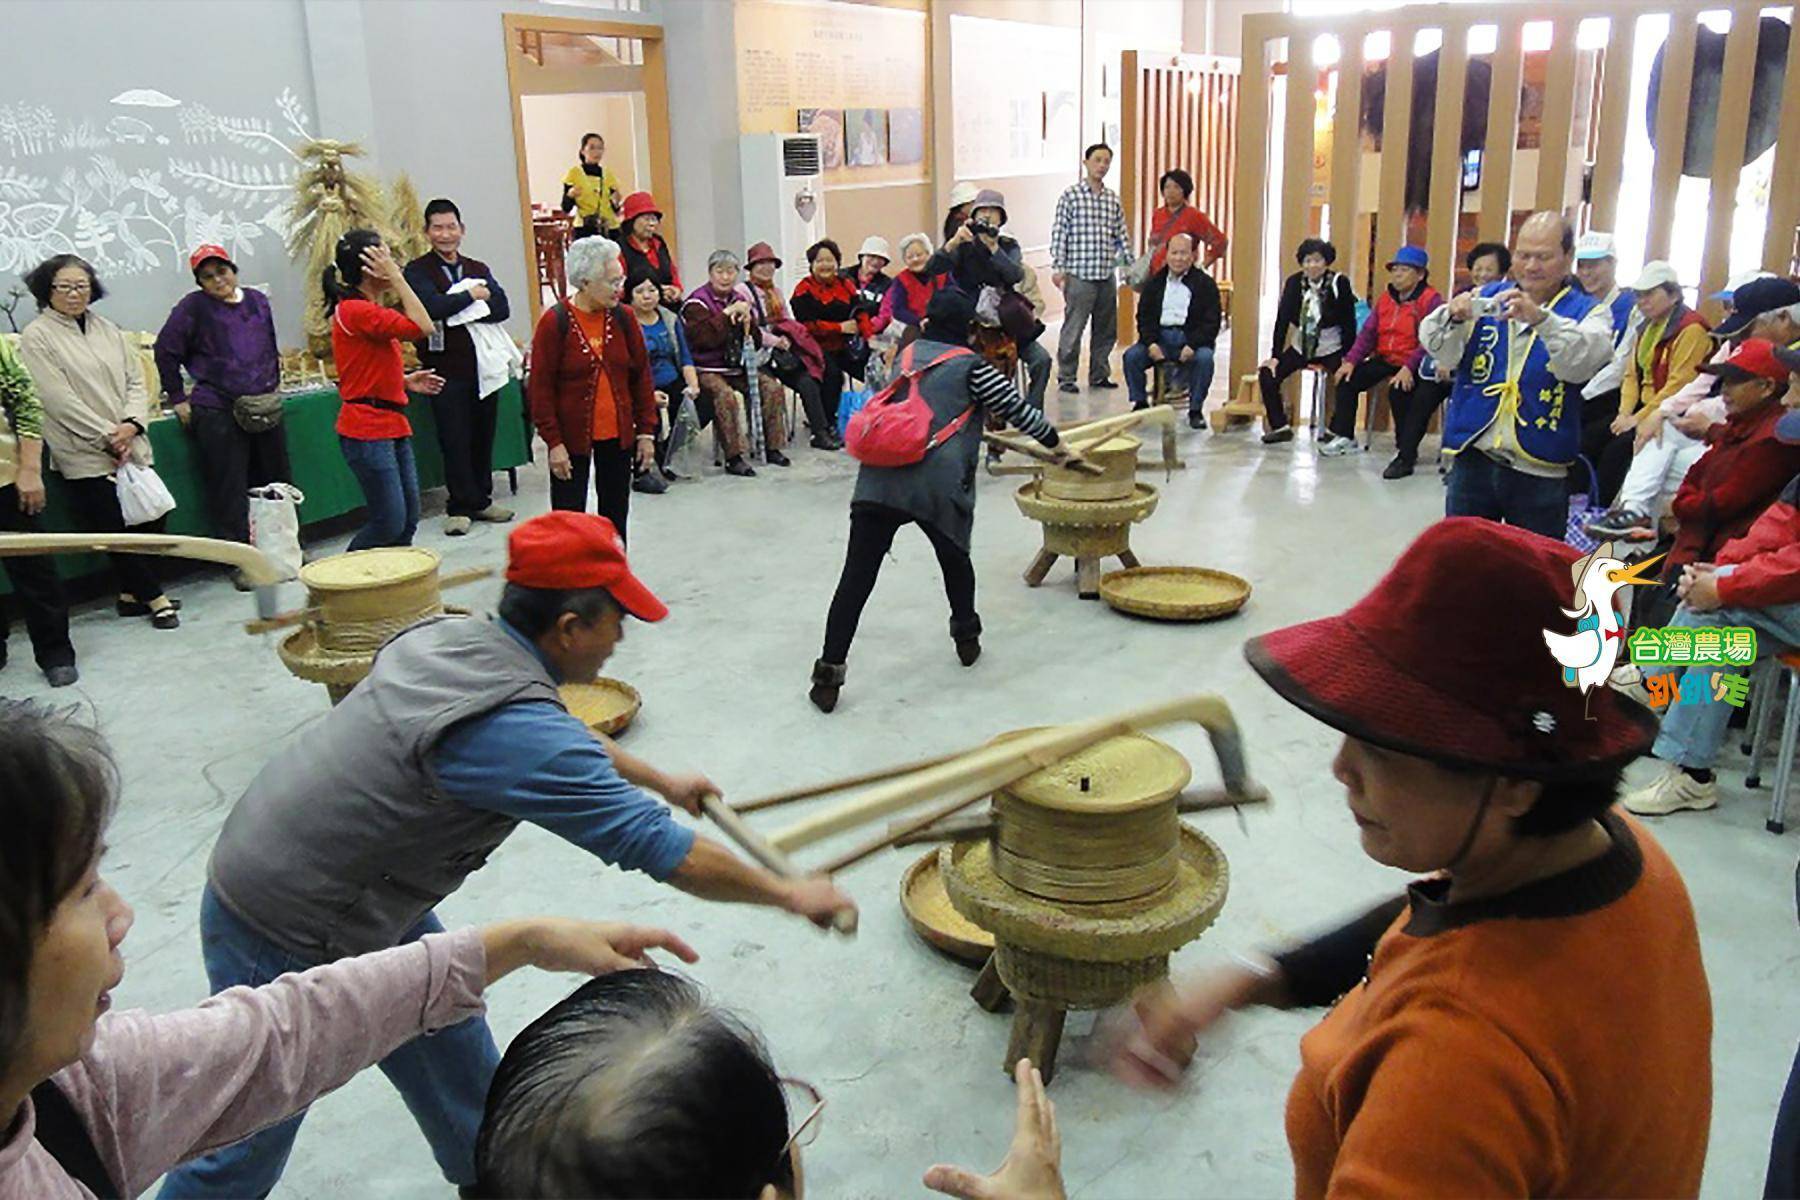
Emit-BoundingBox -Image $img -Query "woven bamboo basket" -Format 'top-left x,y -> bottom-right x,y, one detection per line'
994,943 -> 1169,1009
560,678 -> 643,736
302,548 -> 445,653
1099,566 -> 1251,622
1015,479 -> 1159,528
901,849 -> 995,965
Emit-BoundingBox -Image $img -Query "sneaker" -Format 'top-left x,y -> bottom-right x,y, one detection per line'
444,515 -> 473,536
632,470 -> 668,495
1090,379 -> 1118,390
45,663 -> 79,688
472,505 -> 515,523
1318,436 -> 1361,457
1261,426 -> 1294,445
1382,456 -> 1415,480
1585,508 -> 1654,540
1610,664 -> 1653,707
1187,410 -> 1206,430
1622,769 -> 1719,816
1058,381 -> 1080,394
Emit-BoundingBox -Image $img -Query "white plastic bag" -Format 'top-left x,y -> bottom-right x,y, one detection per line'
115,460 -> 176,526
248,483 -> 306,581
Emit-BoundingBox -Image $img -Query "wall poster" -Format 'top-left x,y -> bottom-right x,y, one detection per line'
949,14 -> 1081,180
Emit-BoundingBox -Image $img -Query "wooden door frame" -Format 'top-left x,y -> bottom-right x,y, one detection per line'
501,12 -> 675,324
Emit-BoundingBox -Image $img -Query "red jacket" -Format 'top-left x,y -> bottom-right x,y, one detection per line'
1716,480 -> 1800,608
527,301 -> 656,456
1668,401 -> 1800,570
790,275 -> 869,352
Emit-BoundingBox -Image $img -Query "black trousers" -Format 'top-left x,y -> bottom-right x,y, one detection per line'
766,357 -> 832,439
1391,378 -> 1449,464
550,440 -> 633,542
430,376 -> 499,517
1259,346 -> 1343,429
60,474 -> 166,602
187,404 -> 290,543
0,485 -> 74,669
1576,388 -> 1627,503
822,503 -> 977,665
1328,359 -> 1399,439
1769,1039 -> 1800,1198
818,345 -> 859,429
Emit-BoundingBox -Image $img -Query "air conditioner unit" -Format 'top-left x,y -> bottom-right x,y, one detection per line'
739,133 -> 826,295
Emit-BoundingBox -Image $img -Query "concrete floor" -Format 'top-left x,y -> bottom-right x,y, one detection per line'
7,384 -> 1793,1198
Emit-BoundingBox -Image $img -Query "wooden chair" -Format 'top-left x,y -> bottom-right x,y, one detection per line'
533,214 -> 573,307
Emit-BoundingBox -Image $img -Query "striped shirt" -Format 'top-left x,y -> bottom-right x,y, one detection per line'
1050,181 -> 1129,281
969,359 -> 1059,446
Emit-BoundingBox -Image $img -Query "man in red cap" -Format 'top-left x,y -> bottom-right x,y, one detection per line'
1623,339 -> 1800,817
152,243 -> 288,563
1076,519 -> 1711,1199
169,511 -> 856,1198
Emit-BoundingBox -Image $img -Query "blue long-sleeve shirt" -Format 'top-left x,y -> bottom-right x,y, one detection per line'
640,308 -> 693,391
429,622 -> 695,880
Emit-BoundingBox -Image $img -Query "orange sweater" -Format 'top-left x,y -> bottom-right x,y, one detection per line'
1285,813 -> 1711,1198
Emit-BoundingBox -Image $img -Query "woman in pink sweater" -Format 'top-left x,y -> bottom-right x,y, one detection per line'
0,701 -> 696,1199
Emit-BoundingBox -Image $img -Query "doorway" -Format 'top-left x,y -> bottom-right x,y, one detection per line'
503,13 -> 675,321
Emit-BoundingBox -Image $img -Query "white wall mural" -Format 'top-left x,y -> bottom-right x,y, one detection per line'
0,87 -> 311,283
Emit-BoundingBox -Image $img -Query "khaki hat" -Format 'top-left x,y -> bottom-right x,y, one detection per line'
1630,261 -> 1680,291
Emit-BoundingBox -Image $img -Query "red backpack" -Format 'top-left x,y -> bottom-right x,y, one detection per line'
845,344 -> 977,467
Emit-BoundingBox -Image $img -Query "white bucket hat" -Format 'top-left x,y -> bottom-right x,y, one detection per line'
947,181 -> 979,210
1630,260 -> 1680,291
857,235 -> 892,263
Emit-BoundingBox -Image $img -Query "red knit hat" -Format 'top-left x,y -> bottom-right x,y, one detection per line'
1244,518 -> 1657,779
619,192 -> 661,226
505,512 -> 667,622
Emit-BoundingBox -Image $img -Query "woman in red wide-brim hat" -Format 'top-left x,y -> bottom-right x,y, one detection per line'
1090,518 -> 1712,1199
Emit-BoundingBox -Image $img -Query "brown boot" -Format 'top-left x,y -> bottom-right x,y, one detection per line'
809,659 -> 847,713
951,615 -> 982,667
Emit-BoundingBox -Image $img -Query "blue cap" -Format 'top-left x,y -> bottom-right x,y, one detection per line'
1387,245 -> 1428,270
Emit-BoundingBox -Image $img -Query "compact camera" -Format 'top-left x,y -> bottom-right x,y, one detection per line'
1469,295 -> 1500,318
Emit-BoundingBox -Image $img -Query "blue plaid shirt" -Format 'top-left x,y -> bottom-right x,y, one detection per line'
1050,181 -> 1129,281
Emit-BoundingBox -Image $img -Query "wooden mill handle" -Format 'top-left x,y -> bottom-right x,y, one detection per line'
982,432 -> 1104,475
700,795 -> 857,936
0,531 -> 286,585
767,693 -> 1250,853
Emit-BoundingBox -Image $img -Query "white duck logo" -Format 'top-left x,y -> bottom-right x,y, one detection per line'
1542,541 -> 1664,708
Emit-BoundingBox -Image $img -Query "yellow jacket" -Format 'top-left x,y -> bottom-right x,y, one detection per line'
562,164 -> 622,230
1621,310 -> 1711,428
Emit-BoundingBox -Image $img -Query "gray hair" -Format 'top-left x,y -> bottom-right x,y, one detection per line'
897,232 -> 933,259
566,236 -> 622,290
707,249 -> 740,272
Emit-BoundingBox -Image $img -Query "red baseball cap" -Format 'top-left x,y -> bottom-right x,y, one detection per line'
189,243 -> 234,274
505,512 -> 667,621
1245,519 -> 1656,780
1699,337 -> 1792,383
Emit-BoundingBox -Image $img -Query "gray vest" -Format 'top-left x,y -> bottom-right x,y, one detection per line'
851,339 -> 986,549
208,615 -> 564,958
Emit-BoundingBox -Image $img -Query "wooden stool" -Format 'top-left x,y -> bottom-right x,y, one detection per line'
1146,363 -> 1187,470
1215,372 -> 1264,433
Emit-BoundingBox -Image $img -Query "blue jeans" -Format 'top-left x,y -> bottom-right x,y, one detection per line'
1444,449 -> 1568,540
1124,333 -> 1214,414
1649,599 -> 1800,769
340,435 -> 420,551
156,888 -> 500,1197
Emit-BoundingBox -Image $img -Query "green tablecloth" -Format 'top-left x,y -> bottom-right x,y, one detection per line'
4,380 -> 530,589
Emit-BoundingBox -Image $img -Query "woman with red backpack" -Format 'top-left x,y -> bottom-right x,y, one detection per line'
808,290 -> 1084,713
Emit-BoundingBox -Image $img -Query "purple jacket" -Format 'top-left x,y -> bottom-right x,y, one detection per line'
153,288 -> 281,409
680,282 -> 758,372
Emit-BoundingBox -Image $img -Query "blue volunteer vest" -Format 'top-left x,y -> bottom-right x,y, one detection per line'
1442,280 -> 1599,468
1607,288 -> 1636,347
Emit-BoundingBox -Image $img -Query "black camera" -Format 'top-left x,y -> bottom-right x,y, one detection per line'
968,220 -> 998,238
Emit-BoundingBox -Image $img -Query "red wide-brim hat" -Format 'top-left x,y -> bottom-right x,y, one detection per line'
1245,519 -> 1658,780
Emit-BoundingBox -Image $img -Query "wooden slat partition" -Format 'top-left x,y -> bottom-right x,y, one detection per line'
1478,19 -> 1527,245
1765,13 -> 1800,274
1328,39 -> 1364,248
1222,2 -> 1798,405
1425,22 -> 1470,282
1645,15 -> 1698,261
1534,18 -> 1582,214
1700,5 -> 1764,303
1121,53 -> 1242,262
1588,15 -> 1638,233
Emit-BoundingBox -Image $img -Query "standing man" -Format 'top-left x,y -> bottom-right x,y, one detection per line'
1420,211 -> 1615,537
153,244 -> 289,564
1572,231 -> 1639,495
160,511 -> 857,1199
404,198 -> 515,537
1120,233 -> 1220,427
1049,143 -> 1129,394
0,335 -> 76,686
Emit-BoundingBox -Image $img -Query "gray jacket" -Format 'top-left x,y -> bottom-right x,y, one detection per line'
208,615 -> 563,958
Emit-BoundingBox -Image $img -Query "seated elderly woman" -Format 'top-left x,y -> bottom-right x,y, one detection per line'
529,235 -> 658,540
0,700 -> 693,1199
681,250 -> 791,476
474,970 -> 806,1198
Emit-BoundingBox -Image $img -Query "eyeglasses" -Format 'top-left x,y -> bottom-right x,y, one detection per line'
51,281 -> 92,294
779,1077 -> 825,1155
